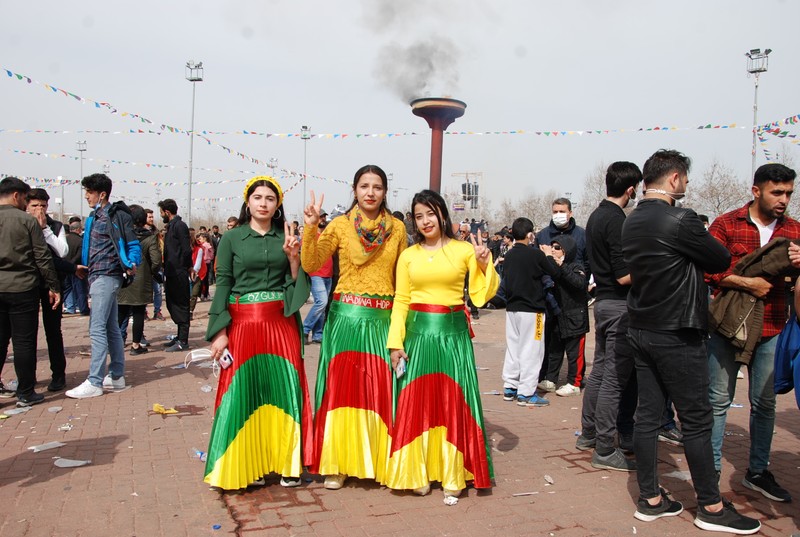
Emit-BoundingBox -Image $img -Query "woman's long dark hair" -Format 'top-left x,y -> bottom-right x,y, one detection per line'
410,189 -> 456,244
346,164 -> 389,215
238,180 -> 286,228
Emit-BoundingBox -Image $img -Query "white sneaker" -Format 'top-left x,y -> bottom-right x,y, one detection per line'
323,474 -> 346,490
556,383 -> 581,397
65,380 -> 103,399
537,380 -> 556,392
280,476 -> 302,488
102,375 -> 126,390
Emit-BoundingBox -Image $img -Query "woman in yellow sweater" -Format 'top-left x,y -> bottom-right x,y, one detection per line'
387,189 -> 499,500
301,164 -> 406,490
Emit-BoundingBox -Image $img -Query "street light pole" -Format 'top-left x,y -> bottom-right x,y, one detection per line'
58,175 -> 64,222
301,125 -> 310,209
186,60 -> 204,226
268,157 -> 278,178
77,140 -> 87,219
745,48 -> 771,179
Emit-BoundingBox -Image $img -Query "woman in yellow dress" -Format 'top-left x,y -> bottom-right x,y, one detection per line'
301,164 -> 407,490
387,189 -> 499,499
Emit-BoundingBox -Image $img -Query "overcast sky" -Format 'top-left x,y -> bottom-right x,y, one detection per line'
2,0 -> 799,223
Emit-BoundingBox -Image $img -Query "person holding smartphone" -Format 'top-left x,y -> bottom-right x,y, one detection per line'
387,189 -> 499,499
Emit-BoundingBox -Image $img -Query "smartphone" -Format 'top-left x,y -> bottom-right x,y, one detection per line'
395,357 -> 406,379
219,348 -> 234,369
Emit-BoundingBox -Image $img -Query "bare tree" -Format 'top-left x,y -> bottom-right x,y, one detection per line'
684,159 -> 750,220
579,161 -> 608,224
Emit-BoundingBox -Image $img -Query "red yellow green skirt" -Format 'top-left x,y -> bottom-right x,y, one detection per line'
387,304 -> 493,491
311,293 -> 394,483
204,294 -> 313,490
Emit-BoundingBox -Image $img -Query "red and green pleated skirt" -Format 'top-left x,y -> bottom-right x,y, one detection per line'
387,304 -> 493,491
204,292 -> 313,490
311,293 -> 395,483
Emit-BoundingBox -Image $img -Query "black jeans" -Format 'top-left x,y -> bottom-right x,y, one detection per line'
628,327 -> 720,506
544,320 -> 586,388
118,304 -> 146,344
165,271 -> 190,344
0,288 -> 41,396
39,286 -> 66,382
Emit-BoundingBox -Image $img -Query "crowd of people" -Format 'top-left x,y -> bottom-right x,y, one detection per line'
1,150 -> 798,533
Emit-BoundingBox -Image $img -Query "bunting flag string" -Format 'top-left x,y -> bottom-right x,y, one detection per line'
1,147 -> 350,185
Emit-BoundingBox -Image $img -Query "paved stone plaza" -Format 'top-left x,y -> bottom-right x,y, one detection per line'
0,302 -> 797,536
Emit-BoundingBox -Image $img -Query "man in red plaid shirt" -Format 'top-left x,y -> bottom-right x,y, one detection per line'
705,163 -> 800,503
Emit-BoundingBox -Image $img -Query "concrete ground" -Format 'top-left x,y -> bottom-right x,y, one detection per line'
0,299 -> 798,537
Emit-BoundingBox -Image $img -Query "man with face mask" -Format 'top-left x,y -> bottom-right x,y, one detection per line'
575,162 -> 641,471
705,163 -> 800,504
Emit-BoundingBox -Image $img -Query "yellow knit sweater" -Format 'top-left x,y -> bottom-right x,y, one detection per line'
301,214 -> 407,296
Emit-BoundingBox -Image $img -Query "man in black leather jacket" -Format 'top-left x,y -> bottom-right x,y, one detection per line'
622,150 -> 759,534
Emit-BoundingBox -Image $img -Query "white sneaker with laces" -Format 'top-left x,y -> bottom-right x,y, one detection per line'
102,375 -> 126,390
556,383 -> 581,397
65,380 -> 103,399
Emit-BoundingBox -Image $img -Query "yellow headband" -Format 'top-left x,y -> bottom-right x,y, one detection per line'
243,175 -> 283,206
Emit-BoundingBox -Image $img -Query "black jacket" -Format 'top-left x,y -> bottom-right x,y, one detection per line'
163,215 -> 192,276
622,199 -> 730,332
551,235 -> 590,338
536,217 -> 590,277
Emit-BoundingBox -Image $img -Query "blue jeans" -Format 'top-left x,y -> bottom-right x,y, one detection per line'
88,276 -> 125,386
303,276 -> 331,341
152,281 -> 163,313
708,332 -> 777,472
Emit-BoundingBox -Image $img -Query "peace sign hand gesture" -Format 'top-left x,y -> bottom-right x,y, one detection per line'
283,222 -> 300,260
470,232 -> 491,273
303,190 -> 325,227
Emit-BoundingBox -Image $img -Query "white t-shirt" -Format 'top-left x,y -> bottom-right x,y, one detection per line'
754,219 -> 777,247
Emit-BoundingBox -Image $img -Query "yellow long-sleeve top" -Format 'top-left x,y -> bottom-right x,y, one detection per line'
301,213 -> 407,296
387,239 -> 499,350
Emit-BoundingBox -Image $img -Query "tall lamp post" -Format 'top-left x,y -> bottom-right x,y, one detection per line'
301,125 -> 310,209
58,175 -> 65,222
745,48 -> 771,179
77,140 -> 87,218
185,60 -> 204,225
268,157 -> 278,178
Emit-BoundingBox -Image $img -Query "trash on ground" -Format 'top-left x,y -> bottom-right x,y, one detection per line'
189,448 -> 207,462
213,524 -> 222,530
662,470 -> 692,481
544,475 -> 554,485
28,441 -> 66,452
152,403 -> 178,415
3,406 -> 31,416
475,366 -> 489,371
171,364 -> 186,370
58,424 -> 73,432
482,390 -> 501,395
47,406 -> 62,413
512,491 -> 538,496
54,458 -> 91,468
200,385 -> 213,393
0,415 -> 8,420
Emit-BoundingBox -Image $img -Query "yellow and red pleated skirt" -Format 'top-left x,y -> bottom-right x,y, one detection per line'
387,303 -> 493,492
311,293 -> 395,483
204,292 -> 313,490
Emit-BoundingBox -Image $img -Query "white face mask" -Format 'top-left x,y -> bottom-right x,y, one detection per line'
644,188 -> 686,207
552,213 -> 569,228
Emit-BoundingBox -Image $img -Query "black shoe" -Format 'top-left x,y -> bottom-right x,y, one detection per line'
742,468 -> 792,502
162,336 -> 179,348
591,448 -> 636,472
139,336 -> 149,348
694,499 -> 761,534
165,341 -> 189,353
619,433 -> 634,454
130,346 -> 149,356
575,433 -> 596,451
658,427 -> 684,446
47,377 -> 66,392
17,392 -> 45,406
634,488 -> 684,522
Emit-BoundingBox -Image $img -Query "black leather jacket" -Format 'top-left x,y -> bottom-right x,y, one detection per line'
622,199 -> 730,332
